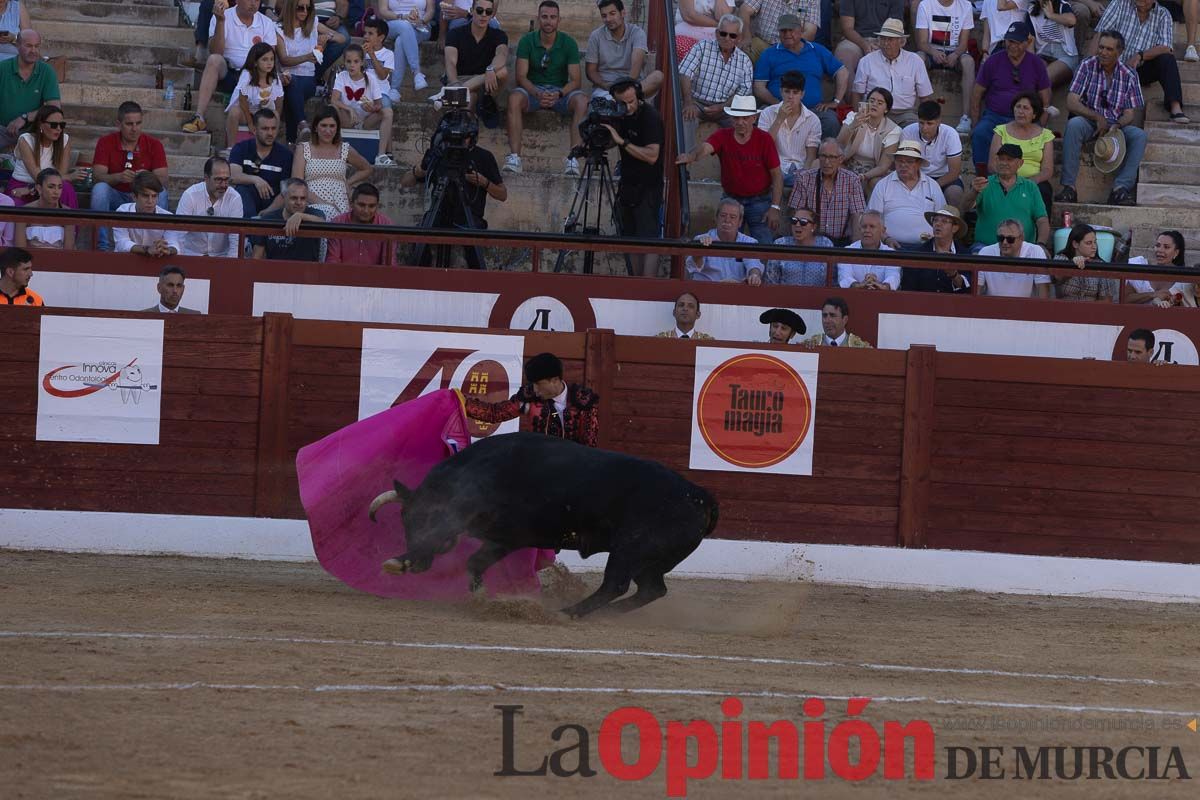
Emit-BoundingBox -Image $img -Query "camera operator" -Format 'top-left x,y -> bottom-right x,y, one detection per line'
599,77 -> 663,277
401,110 -> 506,268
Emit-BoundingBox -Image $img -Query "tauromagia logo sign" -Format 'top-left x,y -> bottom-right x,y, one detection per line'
689,348 -> 819,475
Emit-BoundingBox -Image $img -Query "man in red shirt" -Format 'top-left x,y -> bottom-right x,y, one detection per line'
325,183 -> 395,265
89,101 -> 171,252
0,247 -> 45,307
676,94 -> 784,243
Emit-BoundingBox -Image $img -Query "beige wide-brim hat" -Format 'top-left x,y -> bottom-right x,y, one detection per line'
924,205 -> 967,238
724,94 -> 759,117
1093,128 -> 1127,174
876,18 -> 907,38
894,140 -> 928,163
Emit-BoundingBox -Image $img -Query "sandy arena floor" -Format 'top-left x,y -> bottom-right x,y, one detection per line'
1,551 -> 1198,799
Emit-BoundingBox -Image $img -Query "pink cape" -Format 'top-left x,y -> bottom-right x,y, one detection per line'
296,389 -> 555,599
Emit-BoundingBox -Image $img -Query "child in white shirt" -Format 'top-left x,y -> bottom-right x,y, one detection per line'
226,41 -> 285,148
332,44 -> 396,165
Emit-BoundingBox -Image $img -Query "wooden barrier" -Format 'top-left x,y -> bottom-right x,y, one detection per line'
2,308 -> 1198,565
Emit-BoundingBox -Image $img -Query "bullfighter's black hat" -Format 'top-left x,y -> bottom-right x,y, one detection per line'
524,352 -> 564,383
759,308 -> 806,336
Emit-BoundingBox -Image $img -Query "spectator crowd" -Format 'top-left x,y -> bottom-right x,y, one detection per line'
2,0 -> 1200,306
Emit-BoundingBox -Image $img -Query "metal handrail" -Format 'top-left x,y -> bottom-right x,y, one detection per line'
2,205 -> 1197,291
660,0 -> 690,236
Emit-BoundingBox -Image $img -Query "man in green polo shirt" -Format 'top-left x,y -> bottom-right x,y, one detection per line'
962,143 -> 1050,252
503,0 -> 587,177
0,30 -> 61,151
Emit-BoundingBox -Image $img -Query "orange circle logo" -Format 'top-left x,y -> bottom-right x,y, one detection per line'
696,354 -> 813,468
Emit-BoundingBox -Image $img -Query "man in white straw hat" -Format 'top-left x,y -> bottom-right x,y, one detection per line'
850,17 -> 934,127
1056,29 -> 1147,207
678,94 -> 785,243
677,13 -> 753,149
867,139 -> 946,248
900,204 -> 973,292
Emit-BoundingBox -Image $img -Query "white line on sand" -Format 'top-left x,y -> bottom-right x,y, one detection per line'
0,681 -> 1194,718
0,629 -> 1187,688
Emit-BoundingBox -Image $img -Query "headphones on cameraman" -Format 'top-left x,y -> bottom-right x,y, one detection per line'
610,77 -> 644,101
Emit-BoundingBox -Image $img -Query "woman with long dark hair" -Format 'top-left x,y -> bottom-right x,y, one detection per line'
291,106 -> 372,218
1125,230 -> 1192,306
1054,223 -> 1114,301
14,168 -> 74,250
7,105 -> 80,208
276,0 -> 345,143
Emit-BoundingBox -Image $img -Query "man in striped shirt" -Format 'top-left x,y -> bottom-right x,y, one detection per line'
678,14 -> 754,148
1058,29 -> 1147,206
1095,0 -> 1189,121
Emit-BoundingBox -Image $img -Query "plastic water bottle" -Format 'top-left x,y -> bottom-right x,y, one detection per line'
164,80 -> 175,105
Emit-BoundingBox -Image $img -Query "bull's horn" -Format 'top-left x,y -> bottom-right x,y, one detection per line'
368,489 -> 400,522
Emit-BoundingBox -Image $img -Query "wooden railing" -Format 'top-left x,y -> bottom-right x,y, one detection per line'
3,308 -> 1198,565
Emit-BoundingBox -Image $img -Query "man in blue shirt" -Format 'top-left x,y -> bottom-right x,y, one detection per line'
752,15 -> 848,138
228,109 -> 294,217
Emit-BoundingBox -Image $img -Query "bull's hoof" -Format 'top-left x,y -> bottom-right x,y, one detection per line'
382,558 -> 411,575
469,575 -> 485,594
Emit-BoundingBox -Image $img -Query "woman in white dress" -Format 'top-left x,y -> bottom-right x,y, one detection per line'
291,106 -> 373,218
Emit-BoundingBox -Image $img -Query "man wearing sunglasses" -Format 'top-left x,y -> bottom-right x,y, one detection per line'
1057,29 -> 1147,207
976,218 -> 1052,297
969,21 -> 1051,174
677,14 -> 753,148
504,1 -> 586,177
90,101 -> 171,251
176,156 -> 243,258
444,0 -> 509,122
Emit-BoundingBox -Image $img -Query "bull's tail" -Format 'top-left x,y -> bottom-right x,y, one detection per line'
700,489 -> 719,541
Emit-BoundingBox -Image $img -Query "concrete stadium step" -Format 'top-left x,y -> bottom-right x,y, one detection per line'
1136,183 -> 1200,206
1139,161 -> 1200,185
1056,202 -> 1200,232
67,104 -> 202,131
35,20 -> 194,48
26,0 -> 183,25
65,60 -> 194,90
40,38 -> 190,67
1142,82 -> 1200,106
375,98 -> 722,182
363,169 -> 722,237
68,124 -> 212,159
60,83 -> 192,113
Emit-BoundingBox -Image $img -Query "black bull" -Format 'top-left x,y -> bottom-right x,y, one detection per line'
369,432 -> 719,617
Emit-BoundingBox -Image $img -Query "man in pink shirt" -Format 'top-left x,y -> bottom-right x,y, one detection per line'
326,183 -> 395,265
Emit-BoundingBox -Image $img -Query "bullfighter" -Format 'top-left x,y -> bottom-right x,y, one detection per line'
462,352 -> 600,447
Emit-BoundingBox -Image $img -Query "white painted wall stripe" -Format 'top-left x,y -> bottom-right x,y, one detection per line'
0,681 -> 1193,718
3,508 -> 1199,604
0,630 -> 1181,688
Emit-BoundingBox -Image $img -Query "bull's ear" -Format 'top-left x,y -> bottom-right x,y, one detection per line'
393,481 -> 414,504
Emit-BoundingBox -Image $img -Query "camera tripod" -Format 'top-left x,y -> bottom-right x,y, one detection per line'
553,148 -> 633,276
412,161 -> 486,270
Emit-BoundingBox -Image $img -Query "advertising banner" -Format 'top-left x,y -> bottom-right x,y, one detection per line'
36,315 -> 165,445
689,348 -> 819,475
358,329 -> 525,439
